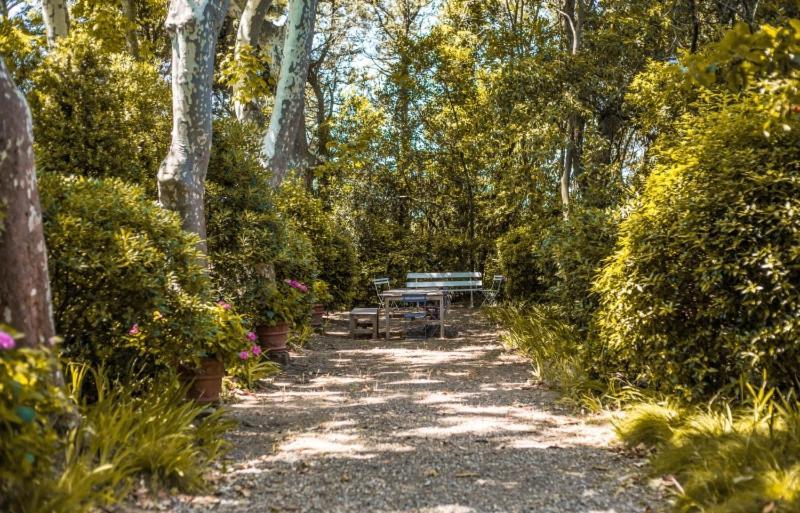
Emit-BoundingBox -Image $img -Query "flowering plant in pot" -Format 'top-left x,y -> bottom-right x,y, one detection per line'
126,301 -> 252,403
252,283 -> 296,357
310,280 -> 333,327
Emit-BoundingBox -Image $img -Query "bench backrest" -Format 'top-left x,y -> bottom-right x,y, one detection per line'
406,272 -> 483,291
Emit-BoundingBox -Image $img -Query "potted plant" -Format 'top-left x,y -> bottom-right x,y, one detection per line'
252,283 -> 295,361
310,280 -> 333,328
125,300 -> 251,403
179,301 -> 251,404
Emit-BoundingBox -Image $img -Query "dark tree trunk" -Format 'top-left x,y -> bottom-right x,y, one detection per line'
0,58 -> 57,348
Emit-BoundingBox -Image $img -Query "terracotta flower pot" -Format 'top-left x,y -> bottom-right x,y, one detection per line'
256,322 -> 289,353
310,303 -> 325,327
185,357 -> 224,404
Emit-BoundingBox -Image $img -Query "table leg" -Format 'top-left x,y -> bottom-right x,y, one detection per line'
385,304 -> 390,341
439,296 -> 445,339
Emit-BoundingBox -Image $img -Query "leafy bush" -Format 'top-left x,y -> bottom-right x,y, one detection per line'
546,207 -> 618,331
29,32 -> 169,194
276,178 -> 357,309
1,333 -> 72,512
617,385 -> 800,513
40,173 -> 248,377
2,359 -> 232,513
206,119 -> 285,324
594,96 -> 800,399
495,223 -> 557,301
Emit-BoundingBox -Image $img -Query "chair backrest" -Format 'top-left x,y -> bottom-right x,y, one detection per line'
401,293 -> 428,305
489,275 -> 505,291
405,272 -> 482,292
373,277 -> 390,307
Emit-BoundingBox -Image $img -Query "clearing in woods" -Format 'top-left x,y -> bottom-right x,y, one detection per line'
130,308 -> 662,513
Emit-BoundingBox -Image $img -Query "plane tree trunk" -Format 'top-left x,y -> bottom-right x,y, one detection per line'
260,0 -> 318,187
158,0 -> 230,254
41,0 -> 69,45
234,0 -> 273,124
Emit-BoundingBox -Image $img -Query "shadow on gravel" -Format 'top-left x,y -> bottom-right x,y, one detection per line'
152,307 -> 659,513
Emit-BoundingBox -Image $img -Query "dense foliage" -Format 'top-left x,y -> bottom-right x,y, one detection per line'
595,97 -> 800,398
40,174 -> 249,377
29,34 -> 169,193
206,119 -> 286,325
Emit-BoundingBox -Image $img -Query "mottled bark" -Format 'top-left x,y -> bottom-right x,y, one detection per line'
0,58 -> 56,348
234,0 -> 273,124
260,0 -> 318,187
41,0 -> 69,45
159,0 -> 230,254
121,0 -> 141,59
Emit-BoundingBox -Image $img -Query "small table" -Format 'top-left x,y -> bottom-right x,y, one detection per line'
349,307 -> 380,339
379,288 -> 447,340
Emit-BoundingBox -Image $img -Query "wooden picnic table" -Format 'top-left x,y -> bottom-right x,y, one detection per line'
379,288 -> 447,340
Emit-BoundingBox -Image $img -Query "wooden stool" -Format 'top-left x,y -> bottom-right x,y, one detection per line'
349,308 -> 380,339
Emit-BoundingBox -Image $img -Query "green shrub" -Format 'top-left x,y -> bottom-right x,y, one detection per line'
594,96 -> 800,399
29,33 -> 169,194
495,223 -> 557,301
276,178 -> 357,309
40,173 -> 249,378
206,119 -> 285,324
546,207 -> 618,331
274,222 -> 317,325
2,360 -> 232,513
0,333 -> 73,512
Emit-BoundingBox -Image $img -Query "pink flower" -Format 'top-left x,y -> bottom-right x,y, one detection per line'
0,331 -> 15,350
128,323 -> 140,335
246,331 -> 257,342
251,345 -> 262,356
284,279 -> 309,293
238,351 -> 250,360
217,300 -> 232,310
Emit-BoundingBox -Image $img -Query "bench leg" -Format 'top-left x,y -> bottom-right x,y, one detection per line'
349,315 -> 355,338
372,314 -> 378,339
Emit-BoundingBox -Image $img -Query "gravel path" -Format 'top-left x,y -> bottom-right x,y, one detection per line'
140,308 -> 662,513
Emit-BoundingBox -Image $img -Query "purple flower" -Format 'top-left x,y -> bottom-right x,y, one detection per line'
238,351 -> 250,360
251,345 -> 262,356
128,323 -> 140,335
246,331 -> 257,342
217,300 -> 232,310
0,331 -> 16,350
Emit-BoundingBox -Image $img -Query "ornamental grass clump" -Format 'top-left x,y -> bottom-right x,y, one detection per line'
617,384 -> 800,513
1,339 -> 233,513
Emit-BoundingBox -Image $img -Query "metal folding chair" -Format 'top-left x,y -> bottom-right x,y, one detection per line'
373,277 -> 391,308
482,275 -> 505,306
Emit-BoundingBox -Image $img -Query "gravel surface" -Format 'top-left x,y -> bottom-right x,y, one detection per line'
126,307 -> 663,513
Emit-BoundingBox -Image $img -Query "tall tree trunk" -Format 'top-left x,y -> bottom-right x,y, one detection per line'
559,0 -> 583,213
121,0 -> 141,59
158,0 -> 230,254
41,0 -> 69,45
260,0 -> 318,187
0,58 -> 56,349
234,0 -> 273,124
